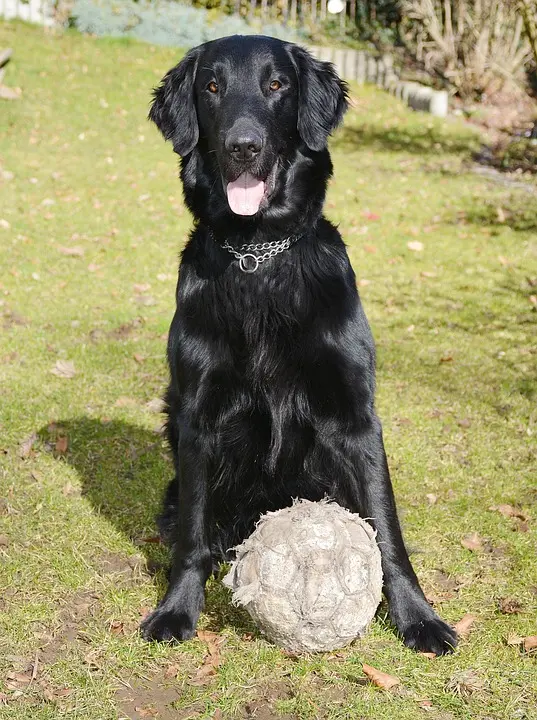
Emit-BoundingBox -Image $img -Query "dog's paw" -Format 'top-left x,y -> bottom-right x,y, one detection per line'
140,607 -> 197,643
401,615 -> 457,655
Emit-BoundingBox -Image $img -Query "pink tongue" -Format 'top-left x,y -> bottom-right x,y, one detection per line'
226,173 -> 265,216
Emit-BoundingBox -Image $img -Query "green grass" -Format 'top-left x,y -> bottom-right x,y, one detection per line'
1,20 -> 536,720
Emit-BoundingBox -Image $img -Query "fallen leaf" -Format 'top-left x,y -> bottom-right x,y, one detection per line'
440,354 -> 453,363
189,664 -> 217,686
523,636 -> 537,652
19,432 -> 37,458
114,396 -> 137,408
364,244 -> 377,253
461,532 -> 483,552
457,418 -> 471,428
426,493 -> 437,505
145,398 -> 164,413
454,614 -> 476,638
58,246 -> 84,257
133,283 -> 151,293
506,632 -> 524,646
213,710 -> 223,720
109,621 -> 125,636
133,353 -> 145,364
497,597 -> 522,615
87,263 -> 100,272
420,652 -> 437,659
407,240 -> 424,252
50,360 -> 76,378
6,672 -> 32,690
420,271 -> 437,278
489,504 -> 528,522
0,535 -> 9,547
141,536 -> 162,544
362,663 -> 400,690
134,706 -> 158,718
55,436 -> 68,454
446,669 -> 484,697
164,662 -> 181,679
362,211 -> 380,221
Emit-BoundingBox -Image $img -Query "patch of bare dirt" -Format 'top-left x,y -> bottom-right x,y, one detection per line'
95,550 -> 149,586
117,677 -> 185,720
240,681 -> 295,719
37,590 -> 100,666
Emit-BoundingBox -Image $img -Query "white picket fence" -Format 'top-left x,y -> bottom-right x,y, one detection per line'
0,0 -> 55,25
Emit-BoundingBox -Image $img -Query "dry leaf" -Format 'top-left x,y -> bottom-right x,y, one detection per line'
489,504 -> 528,522
426,493 -> 437,505
133,283 -> 151,293
0,535 -> 10,547
457,418 -> 471,428
55,436 -> 68,454
50,360 -> 76,378
6,672 -> 32,690
134,706 -> 158,718
407,240 -> 424,252
109,620 -> 125,636
114,396 -> 137,408
58,246 -> 84,257
19,432 -> 37,459
497,597 -> 522,615
213,710 -> 223,720
362,663 -> 400,690
145,398 -> 164,413
364,244 -> 377,253
440,355 -> 453,363
461,532 -> 483,552
420,652 -> 437,659
190,663 -> 217,686
454,614 -> 476,638
133,353 -> 145,364
164,663 -> 181,679
506,632 -> 524,646
523,636 -> 537,652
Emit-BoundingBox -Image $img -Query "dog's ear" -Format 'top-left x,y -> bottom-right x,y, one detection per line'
287,46 -> 349,152
149,48 -> 200,156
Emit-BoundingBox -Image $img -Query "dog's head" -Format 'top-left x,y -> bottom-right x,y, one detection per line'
149,35 -> 348,219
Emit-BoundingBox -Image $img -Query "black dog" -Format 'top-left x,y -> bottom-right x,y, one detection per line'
141,35 -> 457,655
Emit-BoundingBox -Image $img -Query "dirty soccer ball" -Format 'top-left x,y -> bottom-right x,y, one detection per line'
223,499 -> 383,653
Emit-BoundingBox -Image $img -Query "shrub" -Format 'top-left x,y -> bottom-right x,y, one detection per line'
399,1 -> 532,100
70,0 -> 304,48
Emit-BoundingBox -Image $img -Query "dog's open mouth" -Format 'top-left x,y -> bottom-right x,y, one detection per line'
225,165 -> 277,216
226,173 -> 265,216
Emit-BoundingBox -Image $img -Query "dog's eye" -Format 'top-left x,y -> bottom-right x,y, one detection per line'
269,80 -> 282,91
207,81 -> 219,94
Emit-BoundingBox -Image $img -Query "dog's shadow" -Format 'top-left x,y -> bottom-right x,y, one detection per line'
40,417 -> 256,635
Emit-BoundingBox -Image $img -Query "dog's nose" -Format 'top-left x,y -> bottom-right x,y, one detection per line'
225,131 -> 263,161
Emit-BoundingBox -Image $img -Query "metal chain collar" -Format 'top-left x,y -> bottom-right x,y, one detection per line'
219,235 -> 300,273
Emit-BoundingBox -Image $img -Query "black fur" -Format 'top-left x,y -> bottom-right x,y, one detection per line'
140,35 -> 457,655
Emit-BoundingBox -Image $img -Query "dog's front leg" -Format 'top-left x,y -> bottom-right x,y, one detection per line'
141,425 -> 212,642
337,418 -> 458,655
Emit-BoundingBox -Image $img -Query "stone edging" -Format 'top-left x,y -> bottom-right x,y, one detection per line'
308,45 -> 449,118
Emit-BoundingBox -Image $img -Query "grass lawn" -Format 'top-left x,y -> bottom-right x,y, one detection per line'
1,20 -> 536,720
